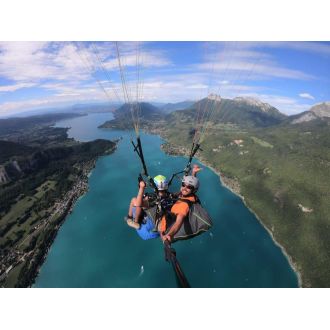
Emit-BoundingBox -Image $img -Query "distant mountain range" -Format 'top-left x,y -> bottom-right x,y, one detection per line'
7,95 -> 329,132
71,102 -> 121,113
164,95 -> 287,129
113,102 -> 163,120
0,113 -> 82,138
1,102 -> 122,119
100,95 -> 330,131
99,102 -> 163,130
159,101 -> 195,114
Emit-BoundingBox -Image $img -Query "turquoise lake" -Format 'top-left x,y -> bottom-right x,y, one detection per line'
34,113 -> 298,288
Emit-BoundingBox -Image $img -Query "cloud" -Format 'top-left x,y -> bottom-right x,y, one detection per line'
0,82 -> 37,92
231,42 -> 330,57
0,71 -> 311,117
0,41 -> 173,110
299,93 -> 315,100
0,42 -> 96,83
0,87 -> 111,116
75,42 -> 172,73
0,99 -> 54,115
267,42 -> 330,57
102,50 -> 172,70
0,74 -> 202,115
0,42 -> 325,117
197,44 -> 315,81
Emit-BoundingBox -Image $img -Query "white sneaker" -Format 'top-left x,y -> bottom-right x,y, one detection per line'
126,219 -> 140,230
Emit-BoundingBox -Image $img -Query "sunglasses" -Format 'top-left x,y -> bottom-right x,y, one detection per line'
181,182 -> 194,190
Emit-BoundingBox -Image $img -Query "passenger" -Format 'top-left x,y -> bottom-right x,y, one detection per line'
125,174 -> 169,230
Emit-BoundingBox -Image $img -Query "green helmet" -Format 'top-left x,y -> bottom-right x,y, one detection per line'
154,175 -> 168,191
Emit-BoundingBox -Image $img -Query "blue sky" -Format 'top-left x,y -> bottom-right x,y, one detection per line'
0,41 -> 329,117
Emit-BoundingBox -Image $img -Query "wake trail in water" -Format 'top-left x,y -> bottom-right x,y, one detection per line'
138,265 -> 144,277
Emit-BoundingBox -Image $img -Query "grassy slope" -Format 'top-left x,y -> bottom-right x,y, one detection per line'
161,120 -> 330,287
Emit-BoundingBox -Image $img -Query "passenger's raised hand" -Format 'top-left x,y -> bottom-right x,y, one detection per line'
139,180 -> 146,189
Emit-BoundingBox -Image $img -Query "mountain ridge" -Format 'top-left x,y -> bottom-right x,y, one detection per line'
290,102 -> 330,124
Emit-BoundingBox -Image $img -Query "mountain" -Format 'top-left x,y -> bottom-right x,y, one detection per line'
310,102 -> 330,118
114,102 -> 162,120
99,102 -> 163,130
150,102 -> 167,108
0,102 -> 123,119
71,102 -> 121,113
290,111 -> 319,124
290,102 -> 330,124
0,113 -> 82,139
233,97 -> 286,119
166,95 -> 287,129
159,101 -> 195,114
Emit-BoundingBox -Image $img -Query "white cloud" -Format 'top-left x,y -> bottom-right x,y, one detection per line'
0,84 -> 118,116
267,42 -> 330,57
76,42 -> 172,72
0,41 -> 173,109
27,74 -> 204,108
0,72 -> 312,117
197,45 -> 315,81
0,99 -> 54,115
0,42 -> 95,83
102,50 -> 171,70
0,82 -> 37,92
230,42 -> 330,57
0,42 -> 323,116
299,93 -> 315,100
186,84 -> 208,89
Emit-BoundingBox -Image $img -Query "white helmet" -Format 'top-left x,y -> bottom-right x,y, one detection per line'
154,175 -> 168,191
182,175 -> 199,190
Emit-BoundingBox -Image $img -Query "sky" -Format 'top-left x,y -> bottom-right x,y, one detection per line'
0,41 -> 329,117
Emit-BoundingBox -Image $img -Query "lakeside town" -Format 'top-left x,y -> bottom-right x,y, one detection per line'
1,158 -> 102,287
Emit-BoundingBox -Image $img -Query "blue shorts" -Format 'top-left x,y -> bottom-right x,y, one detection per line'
132,207 -> 160,240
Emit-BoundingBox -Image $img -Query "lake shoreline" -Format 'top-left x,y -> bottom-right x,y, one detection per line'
198,156 -> 302,288
29,147 -> 117,288
160,141 -> 302,287
29,160 -> 98,287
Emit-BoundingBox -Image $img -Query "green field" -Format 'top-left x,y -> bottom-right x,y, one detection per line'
251,136 -> 274,148
0,180 -> 58,249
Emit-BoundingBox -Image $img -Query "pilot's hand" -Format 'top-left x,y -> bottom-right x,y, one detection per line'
161,233 -> 172,243
192,164 -> 202,176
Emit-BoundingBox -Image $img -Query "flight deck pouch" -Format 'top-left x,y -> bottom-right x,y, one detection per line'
170,200 -> 213,242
